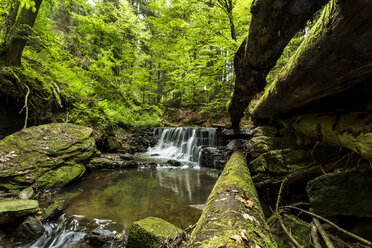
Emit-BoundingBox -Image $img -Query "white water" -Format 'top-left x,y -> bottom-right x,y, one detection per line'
26,215 -> 85,248
147,127 -> 221,166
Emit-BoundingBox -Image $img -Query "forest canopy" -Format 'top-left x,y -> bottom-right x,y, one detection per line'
0,0 -> 309,128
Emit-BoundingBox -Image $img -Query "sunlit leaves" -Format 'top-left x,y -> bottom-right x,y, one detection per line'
20,0 -> 37,12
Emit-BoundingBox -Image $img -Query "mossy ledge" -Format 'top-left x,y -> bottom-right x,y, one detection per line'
188,151 -> 277,248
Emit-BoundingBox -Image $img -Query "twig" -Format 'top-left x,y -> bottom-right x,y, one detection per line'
311,141 -> 320,163
275,178 -> 303,248
328,153 -> 349,170
310,222 -> 322,248
20,84 -> 30,129
310,208 -> 335,248
282,206 -> 372,246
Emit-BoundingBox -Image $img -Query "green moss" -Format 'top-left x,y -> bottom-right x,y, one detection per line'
253,1 -> 336,117
0,199 -> 39,224
0,123 -> 95,190
189,152 -> 277,248
127,217 -> 181,248
293,113 -> 372,160
34,164 -> 86,188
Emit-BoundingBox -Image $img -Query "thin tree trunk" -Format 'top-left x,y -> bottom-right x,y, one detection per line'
0,0 -> 43,66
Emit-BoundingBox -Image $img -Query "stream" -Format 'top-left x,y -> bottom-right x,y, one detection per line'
26,127 -> 223,248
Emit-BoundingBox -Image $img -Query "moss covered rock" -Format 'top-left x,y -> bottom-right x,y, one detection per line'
306,171 -> 372,218
0,123 -> 95,191
250,149 -> 310,174
127,217 -> 181,248
0,199 -> 39,224
247,136 -> 283,158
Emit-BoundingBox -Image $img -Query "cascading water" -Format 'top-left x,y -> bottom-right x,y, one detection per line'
24,215 -> 86,248
147,127 -> 222,166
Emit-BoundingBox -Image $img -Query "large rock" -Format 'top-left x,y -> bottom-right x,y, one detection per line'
199,147 -> 227,170
127,217 -> 181,248
247,136 -> 283,158
250,148 -> 310,174
306,171 -> 372,217
0,123 -> 96,191
0,199 -> 39,224
43,200 -> 65,220
15,215 -> 44,242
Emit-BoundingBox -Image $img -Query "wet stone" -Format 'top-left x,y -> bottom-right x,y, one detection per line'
127,217 -> 181,248
166,159 -> 182,167
15,215 -> 44,242
19,187 -> 35,200
43,200 -> 65,220
0,199 -> 39,224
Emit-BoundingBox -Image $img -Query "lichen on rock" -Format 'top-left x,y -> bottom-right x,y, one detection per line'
0,199 -> 39,224
0,123 -> 96,191
127,217 -> 181,248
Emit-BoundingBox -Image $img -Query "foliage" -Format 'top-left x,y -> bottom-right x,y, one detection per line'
1,0 -> 252,127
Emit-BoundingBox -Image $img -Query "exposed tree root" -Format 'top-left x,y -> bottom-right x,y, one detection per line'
310,208 -> 335,248
281,206 -> 372,246
275,178 -> 303,248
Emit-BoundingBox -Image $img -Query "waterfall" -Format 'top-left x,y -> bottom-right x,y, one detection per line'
148,127 -> 221,166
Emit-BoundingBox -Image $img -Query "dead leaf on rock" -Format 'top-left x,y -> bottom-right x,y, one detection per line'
241,230 -> 248,242
218,242 -> 227,248
250,243 -> 261,248
229,233 -> 244,244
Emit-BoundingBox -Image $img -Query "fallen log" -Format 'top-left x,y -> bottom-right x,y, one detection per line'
229,0 -> 327,127
252,0 -> 372,119
289,112 -> 372,160
188,151 -> 277,247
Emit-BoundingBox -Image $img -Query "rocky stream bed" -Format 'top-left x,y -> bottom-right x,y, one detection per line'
0,123 -> 371,247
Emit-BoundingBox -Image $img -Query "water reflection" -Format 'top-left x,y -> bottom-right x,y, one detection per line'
61,168 -> 216,231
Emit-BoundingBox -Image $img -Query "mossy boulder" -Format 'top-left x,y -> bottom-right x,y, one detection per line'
252,126 -> 278,137
247,136 -> 283,158
15,215 -> 44,242
306,171 -> 372,218
127,217 -> 181,248
0,123 -> 95,191
250,149 -> 310,174
0,199 -> 39,224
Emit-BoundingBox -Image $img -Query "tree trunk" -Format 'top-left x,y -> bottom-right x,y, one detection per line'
0,0 -> 43,66
287,112 -> 372,161
252,0 -> 372,119
188,151 -> 277,248
228,0 -> 328,128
